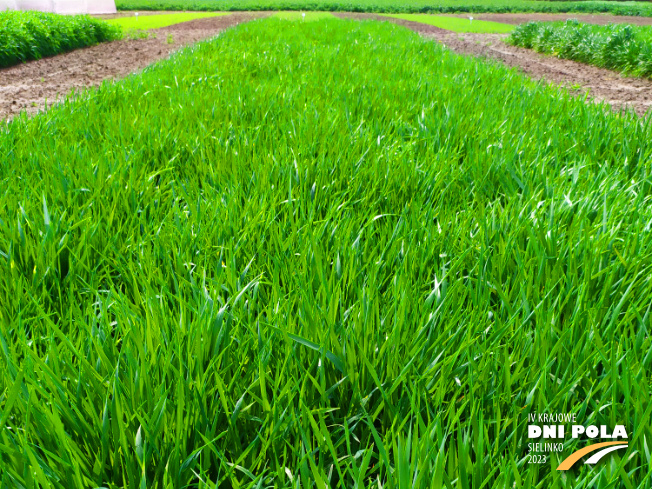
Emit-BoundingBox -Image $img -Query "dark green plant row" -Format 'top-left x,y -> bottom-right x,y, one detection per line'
510,20 -> 652,77
115,0 -> 652,16
0,10 -> 121,69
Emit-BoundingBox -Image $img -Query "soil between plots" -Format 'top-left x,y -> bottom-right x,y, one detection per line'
334,13 -> 652,117
0,13 -> 268,121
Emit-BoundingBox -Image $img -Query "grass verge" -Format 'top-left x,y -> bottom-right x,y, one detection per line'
1,16 -> 651,489
380,13 -> 514,33
106,11 -> 228,31
0,10 -> 121,68
509,19 -> 652,78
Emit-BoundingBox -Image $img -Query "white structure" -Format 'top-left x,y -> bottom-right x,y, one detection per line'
1,0 -> 117,14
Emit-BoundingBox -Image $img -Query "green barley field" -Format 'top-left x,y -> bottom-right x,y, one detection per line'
1,16 -> 651,489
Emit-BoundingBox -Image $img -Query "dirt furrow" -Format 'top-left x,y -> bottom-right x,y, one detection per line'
442,12 -> 652,26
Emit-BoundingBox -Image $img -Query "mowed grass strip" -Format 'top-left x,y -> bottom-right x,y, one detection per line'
1,17 -> 651,488
106,11 -> 228,31
380,13 -> 514,32
510,19 -> 652,78
0,10 -> 121,68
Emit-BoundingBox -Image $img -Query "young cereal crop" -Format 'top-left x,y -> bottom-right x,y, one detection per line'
510,19 -> 652,78
1,16 -> 651,489
115,0 -> 652,16
0,10 -> 121,69
106,12 -> 228,32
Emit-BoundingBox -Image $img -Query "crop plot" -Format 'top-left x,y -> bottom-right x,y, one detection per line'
106,12 -> 228,31
337,12 -> 652,116
274,11 -> 335,21
0,13 -> 265,120
440,12 -> 652,27
380,13 -> 514,33
1,16 -> 650,488
510,20 -> 652,78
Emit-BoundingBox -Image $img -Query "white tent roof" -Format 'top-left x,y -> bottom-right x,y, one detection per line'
84,0 -> 117,14
1,0 -> 116,13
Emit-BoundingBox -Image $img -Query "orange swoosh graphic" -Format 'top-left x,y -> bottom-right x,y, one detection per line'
557,441 -> 628,471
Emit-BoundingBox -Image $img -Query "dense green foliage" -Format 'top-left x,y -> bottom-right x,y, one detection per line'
510,19 -> 652,77
0,10 -> 121,69
106,12 -> 227,31
115,0 -> 652,16
380,13 -> 515,32
1,16 -> 652,489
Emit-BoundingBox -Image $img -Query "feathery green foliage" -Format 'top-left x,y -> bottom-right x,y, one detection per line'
115,0 -> 652,16
510,19 -> 652,78
0,10 -> 121,69
1,16 -> 651,489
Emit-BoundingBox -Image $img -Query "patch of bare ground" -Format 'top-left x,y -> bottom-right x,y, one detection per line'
334,12 -> 652,117
0,13 -> 268,121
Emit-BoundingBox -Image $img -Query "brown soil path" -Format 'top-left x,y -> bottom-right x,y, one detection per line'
335,13 -> 652,116
0,13 -> 267,121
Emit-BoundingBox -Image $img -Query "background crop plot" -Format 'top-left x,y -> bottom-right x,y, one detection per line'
380,13 -> 515,33
106,11 -> 228,31
274,11 -> 335,21
0,10 -> 121,68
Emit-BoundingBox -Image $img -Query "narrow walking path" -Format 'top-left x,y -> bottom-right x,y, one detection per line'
4,12 -> 652,120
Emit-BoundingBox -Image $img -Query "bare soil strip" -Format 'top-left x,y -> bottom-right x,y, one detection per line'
0,13 -> 267,121
334,13 -> 652,117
